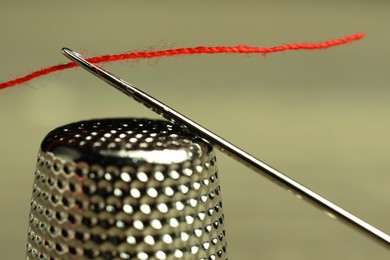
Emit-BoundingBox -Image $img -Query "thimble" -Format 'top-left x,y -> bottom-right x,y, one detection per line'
26,118 -> 227,260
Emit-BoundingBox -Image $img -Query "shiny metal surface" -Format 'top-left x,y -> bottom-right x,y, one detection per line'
26,118 -> 227,259
61,48 -> 390,248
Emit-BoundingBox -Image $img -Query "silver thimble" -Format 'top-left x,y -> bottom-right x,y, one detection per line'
26,118 -> 227,260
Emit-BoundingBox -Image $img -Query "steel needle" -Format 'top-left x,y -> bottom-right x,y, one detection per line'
62,47 -> 390,248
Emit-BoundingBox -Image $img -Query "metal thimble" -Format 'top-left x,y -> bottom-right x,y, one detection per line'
26,118 -> 228,260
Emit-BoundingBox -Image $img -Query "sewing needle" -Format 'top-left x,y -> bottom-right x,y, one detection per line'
62,47 -> 390,248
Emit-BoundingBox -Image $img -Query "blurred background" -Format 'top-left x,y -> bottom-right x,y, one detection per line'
1,0 -> 389,259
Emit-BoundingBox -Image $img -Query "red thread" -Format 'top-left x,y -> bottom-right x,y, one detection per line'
0,33 -> 364,90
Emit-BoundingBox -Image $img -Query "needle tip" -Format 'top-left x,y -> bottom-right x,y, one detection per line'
61,48 -> 82,61
61,47 -> 72,55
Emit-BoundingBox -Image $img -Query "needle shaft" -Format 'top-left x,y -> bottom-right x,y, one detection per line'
62,47 -> 390,248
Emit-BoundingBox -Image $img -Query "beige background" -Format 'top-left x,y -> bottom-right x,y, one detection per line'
1,1 -> 389,259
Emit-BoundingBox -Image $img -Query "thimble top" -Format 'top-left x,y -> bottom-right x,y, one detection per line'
41,118 -> 210,165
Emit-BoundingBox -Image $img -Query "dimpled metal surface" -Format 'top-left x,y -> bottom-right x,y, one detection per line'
26,118 -> 227,260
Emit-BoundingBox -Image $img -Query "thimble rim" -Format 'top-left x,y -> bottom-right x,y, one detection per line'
40,118 -> 212,165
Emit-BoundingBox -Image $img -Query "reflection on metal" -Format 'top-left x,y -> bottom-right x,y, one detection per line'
26,118 -> 227,259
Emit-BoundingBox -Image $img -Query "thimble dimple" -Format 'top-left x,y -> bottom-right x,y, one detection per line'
26,118 -> 227,260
